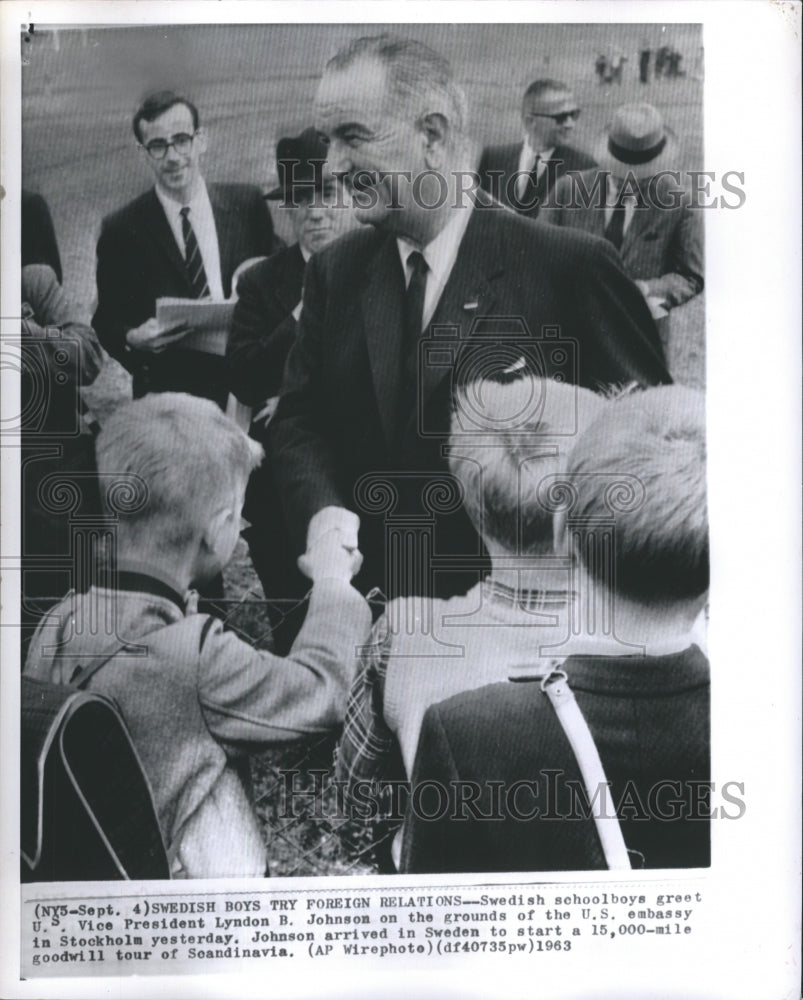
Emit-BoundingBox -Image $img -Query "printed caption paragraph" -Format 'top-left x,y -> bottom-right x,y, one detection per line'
22,883 -> 706,977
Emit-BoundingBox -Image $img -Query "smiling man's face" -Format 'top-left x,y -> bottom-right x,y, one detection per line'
314,57 -> 430,236
139,102 -> 206,204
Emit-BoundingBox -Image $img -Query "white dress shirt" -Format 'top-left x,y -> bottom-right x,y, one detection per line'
516,138 -> 554,200
155,179 -> 224,300
396,200 -> 475,331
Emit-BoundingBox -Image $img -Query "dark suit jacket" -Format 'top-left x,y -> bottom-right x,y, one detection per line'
228,243 -> 306,407
541,170 -> 704,309
226,244 -> 309,622
401,646 -> 711,874
93,182 -> 278,405
271,191 -> 670,597
22,191 -> 62,283
478,142 -> 597,218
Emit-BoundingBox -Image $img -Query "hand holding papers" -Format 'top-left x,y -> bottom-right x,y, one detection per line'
125,316 -> 191,353
155,297 -> 236,356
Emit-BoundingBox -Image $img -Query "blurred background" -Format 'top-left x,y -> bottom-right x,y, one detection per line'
21,22 -> 703,322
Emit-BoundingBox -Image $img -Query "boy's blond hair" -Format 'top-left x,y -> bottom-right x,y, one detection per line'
95,393 -> 263,551
448,376 -> 607,555
566,385 -> 708,601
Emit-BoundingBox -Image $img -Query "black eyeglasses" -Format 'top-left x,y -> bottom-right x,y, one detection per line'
141,132 -> 198,159
525,109 -> 582,125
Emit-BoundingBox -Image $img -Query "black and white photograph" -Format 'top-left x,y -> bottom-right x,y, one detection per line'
1,4 -> 799,999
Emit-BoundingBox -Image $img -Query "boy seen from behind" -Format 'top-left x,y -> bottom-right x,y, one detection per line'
402,385 -> 710,873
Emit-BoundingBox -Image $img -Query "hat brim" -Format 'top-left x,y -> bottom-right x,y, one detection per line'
264,185 -> 283,200
593,126 -> 679,179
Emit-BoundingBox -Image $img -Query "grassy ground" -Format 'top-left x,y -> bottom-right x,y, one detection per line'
21,22 -> 705,875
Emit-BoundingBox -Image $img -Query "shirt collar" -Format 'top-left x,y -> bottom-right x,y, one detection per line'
522,134 -> 555,162
483,576 -> 572,612
154,176 -> 210,219
113,558 -> 192,610
396,198 -> 474,287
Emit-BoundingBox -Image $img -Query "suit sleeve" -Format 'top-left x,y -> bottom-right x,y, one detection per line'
199,579 -> 371,743
92,217 -> 150,370
270,253 -> 349,554
22,192 -> 62,283
639,208 -> 704,308
227,262 -> 298,405
399,704 -> 466,874
564,233 -> 672,388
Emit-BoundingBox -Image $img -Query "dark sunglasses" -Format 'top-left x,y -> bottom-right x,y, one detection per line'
526,109 -> 582,125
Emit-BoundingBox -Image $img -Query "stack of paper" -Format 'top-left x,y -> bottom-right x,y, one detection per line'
155,298 -> 236,356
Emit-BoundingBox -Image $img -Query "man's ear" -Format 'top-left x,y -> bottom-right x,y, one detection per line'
202,505 -> 230,558
419,112 -> 449,169
194,127 -> 208,156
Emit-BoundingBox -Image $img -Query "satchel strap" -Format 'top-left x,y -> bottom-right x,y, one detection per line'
540,667 -> 632,870
68,644 -> 134,690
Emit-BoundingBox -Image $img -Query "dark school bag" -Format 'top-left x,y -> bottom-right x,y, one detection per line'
21,670 -> 171,882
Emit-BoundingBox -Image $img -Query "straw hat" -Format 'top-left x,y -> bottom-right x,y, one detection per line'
594,103 -> 679,179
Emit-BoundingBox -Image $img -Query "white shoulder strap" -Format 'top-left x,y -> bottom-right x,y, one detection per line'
541,668 -> 632,870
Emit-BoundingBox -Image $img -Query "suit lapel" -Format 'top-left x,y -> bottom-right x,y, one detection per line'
501,145 -> 522,208
621,199 -> 657,257
142,189 -> 190,289
209,184 -> 239,294
419,199 -> 503,404
277,244 -> 306,314
361,234 -> 407,446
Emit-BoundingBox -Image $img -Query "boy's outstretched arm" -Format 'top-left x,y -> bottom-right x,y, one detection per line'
199,560 -> 371,743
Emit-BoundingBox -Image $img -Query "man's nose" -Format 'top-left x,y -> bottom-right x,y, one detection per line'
307,201 -> 326,220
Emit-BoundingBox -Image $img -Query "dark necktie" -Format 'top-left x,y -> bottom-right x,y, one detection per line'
517,153 -> 542,207
180,206 -> 210,299
400,249 -> 429,425
604,200 -> 626,251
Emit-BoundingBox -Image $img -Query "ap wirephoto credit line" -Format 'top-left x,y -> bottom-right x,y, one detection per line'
1,5 -> 799,1000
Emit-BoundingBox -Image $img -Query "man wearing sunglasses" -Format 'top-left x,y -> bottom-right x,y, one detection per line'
479,79 -> 596,219
93,90 -> 279,407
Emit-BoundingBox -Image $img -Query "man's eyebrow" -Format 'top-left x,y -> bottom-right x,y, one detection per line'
332,122 -> 373,136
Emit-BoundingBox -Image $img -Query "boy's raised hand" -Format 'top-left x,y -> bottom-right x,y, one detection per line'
297,528 -> 363,583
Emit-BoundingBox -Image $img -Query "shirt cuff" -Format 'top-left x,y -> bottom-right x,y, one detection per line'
307,506 -> 360,550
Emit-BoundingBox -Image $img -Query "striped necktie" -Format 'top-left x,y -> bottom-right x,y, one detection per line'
180,206 -> 210,299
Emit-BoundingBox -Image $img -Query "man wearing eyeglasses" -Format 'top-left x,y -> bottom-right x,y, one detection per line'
479,79 -> 596,218
93,90 -> 279,407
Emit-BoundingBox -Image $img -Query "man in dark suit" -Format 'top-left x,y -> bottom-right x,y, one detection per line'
478,79 -> 596,218
541,103 -> 704,320
271,35 -> 670,603
228,128 -> 356,651
93,90 -> 279,408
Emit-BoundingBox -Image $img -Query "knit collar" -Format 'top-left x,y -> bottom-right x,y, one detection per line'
483,576 -> 572,612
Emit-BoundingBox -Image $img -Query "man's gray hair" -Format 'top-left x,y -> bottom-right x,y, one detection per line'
326,34 -> 469,134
